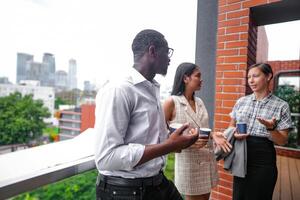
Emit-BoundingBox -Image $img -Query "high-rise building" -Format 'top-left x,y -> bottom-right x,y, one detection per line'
42,53 -> 56,87
83,81 -> 95,92
68,59 -> 77,90
16,52 -> 57,87
55,70 -> 68,91
26,61 -> 44,82
0,77 -> 12,84
16,53 -> 33,83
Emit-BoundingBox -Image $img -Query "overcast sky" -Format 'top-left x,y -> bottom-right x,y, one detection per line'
0,0 -> 299,90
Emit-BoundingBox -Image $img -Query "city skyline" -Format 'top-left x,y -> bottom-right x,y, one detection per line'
15,51 -> 78,91
0,0 -> 198,90
0,0 -> 299,90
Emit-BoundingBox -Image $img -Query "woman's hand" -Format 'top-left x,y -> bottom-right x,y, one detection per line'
234,131 -> 250,140
257,117 -> 277,130
212,132 -> 232,153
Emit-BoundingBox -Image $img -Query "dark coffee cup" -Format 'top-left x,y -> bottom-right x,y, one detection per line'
237,123 -> 247,134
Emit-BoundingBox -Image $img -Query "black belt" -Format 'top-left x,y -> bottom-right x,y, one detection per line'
98,172 -> 164,187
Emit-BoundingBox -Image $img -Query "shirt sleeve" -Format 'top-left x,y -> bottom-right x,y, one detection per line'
277,102 -> 293,130
94,83 -> 145,171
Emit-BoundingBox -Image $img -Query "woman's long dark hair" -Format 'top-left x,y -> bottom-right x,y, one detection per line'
171,62 -> 199,96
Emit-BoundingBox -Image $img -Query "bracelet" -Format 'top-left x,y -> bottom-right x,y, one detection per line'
266,126 -> 276,131
266,121 -> 277,131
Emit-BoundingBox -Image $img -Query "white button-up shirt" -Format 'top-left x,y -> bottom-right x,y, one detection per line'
94,67 -> 168,178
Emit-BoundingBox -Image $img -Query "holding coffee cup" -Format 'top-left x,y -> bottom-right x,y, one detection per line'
169,123 -> 183,133
199,128 -> 211,138
236,122 -> 247,134
236,114 -> 248,134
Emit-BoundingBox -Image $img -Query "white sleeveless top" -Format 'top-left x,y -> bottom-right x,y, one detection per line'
170,95 -> 218,195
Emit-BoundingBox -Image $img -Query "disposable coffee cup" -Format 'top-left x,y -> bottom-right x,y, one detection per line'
199,128 -> 211,138
237,123 -> 247,134
169,123 -> 183,133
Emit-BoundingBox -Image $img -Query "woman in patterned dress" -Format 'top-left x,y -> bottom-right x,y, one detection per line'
229,63 -> 292,200
163,62 -> 231,200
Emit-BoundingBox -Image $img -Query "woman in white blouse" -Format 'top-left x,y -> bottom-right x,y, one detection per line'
163,62 -> 231,200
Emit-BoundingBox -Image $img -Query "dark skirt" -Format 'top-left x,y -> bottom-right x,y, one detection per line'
233,136 -> 278,200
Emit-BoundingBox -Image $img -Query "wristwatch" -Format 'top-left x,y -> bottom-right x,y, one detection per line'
266,121 -> 277,131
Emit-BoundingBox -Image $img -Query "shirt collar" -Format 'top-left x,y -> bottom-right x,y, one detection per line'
178,95 -> 188,105
250,92 -> 273,103
176,95 -> 196,106
128,67 -> 160,87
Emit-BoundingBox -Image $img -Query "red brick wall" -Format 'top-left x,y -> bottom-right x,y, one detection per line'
80,104 -> 95,133
211,160 -> 233,200
267,60 -> 300,90
256,26 -> 269,63
213,0 -> 282,199
246,17 -> 258,94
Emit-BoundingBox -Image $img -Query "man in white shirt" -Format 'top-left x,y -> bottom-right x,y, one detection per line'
95,29 -> 199,200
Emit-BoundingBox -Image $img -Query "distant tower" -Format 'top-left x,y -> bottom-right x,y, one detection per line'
55,70 -> 68,91
0,77 -> 11,84
26,61 -> 43,81
16,53 -> 33,83
84,80 -> 94,92
43,53 -> 56,87
68,59 -> 77,90
24,60 -> 47,86
84,81 -> 90,92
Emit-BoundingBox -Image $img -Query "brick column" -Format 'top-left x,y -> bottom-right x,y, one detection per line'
80,104 -> 95,133
212,0 -> 281,199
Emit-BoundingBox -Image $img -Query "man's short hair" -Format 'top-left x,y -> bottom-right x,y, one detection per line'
132,29 -> 167,60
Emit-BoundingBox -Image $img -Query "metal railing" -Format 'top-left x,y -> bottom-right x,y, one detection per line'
0,116 -> 298,200
0,128 -> 96,199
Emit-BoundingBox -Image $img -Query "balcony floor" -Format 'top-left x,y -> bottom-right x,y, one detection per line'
273,155 -> 300,200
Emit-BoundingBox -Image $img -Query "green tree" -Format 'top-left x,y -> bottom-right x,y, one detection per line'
274,85 -> 300,148
13,170 -> 97,200
0,92 -> 50,145
54,97 -> 69,109
13,157 -> 175,200
274,85 -> 300,113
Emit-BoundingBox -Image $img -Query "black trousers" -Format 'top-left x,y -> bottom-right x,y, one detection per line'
233,136 -> 278,200
96,173 -> 182,200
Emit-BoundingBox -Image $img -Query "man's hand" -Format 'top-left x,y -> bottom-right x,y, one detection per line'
136,124 -> 198,166
167,123 -> 199,152
212,132 -> 232,153
189,138 -> 209,149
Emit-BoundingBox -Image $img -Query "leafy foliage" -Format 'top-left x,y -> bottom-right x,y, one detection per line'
12,156 -> 175,200
43,127 -> 60,142
0,92 -> 50,145
274,85 -> 300,113
13,170 -> 97,200
54,97 -> 70,109
164,153 -> 175,181
274,85 -> 300,148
